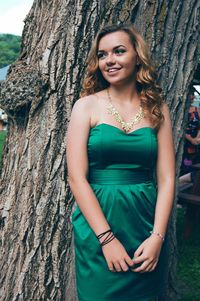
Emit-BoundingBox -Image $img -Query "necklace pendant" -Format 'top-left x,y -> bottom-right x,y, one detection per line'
121,122 -> 132,132
106,88 -> 145,133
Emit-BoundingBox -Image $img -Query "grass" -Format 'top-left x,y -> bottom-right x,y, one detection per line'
176,206 -> 200,301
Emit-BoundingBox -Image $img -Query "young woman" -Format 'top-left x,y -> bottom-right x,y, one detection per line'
67,23 -> 175,301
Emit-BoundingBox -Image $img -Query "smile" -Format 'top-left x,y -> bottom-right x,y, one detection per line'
107,68 -> 121,73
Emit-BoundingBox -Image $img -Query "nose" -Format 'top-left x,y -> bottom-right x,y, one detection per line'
106,53 -> 116,65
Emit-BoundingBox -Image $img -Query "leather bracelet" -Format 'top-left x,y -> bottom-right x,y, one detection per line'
100,232 -> 115,247
96,229 -> 116,246
150,230 -> 165,241
96,229 -> 112,240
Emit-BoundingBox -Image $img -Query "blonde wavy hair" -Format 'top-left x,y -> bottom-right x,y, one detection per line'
81,23 -> 164,128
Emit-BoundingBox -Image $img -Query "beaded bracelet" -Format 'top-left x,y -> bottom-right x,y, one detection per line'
150,230 -> 165,242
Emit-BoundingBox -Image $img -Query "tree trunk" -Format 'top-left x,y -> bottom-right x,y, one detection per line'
0,0 -> 199,300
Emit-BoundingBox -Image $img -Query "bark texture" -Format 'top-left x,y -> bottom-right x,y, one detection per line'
0,0 -> 199,300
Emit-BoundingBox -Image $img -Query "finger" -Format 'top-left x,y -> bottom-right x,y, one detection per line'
119,259 -> 129,272
108,262 -> 115,272
130,256 -> 146,272
148,261 -> 158,272
144,263 -> 154,273
124,255 -> 134,267
132,254 -> 147,265
146,259 -> 158,272
134,244 -> 144,258
113,261 -> 122,272
138,257 -> 157,273
143,258 -> 159,272
132,260 -> 150,273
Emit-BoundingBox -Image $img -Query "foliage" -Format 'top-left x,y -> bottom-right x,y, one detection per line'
0,34 -> 21,68
176,206 -> 200,301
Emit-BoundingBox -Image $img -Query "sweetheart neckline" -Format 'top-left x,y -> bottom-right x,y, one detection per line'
90,123 -> 157,135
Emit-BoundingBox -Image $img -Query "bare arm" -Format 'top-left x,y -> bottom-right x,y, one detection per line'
133,103 -> 175,273
66,97 -> 110,236
153,103 -> 176,236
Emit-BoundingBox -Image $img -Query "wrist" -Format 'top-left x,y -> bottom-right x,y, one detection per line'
150,229 -> 165,242
98,231 -> 114,244
96,229 -> 116,246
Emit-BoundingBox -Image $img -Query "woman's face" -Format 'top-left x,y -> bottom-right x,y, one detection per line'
97,31 -> 138,86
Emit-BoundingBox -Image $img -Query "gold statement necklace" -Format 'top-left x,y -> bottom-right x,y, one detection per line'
106,88 -> 145,133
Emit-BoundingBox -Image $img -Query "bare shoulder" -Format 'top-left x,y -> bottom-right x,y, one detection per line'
72,91 -> 107,127
68,94 -> 101,132
72,94 -> 98,113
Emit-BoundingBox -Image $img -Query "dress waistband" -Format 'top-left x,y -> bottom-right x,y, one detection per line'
88,169 -> 154,185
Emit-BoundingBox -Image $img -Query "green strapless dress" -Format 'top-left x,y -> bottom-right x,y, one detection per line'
72,124 -> 167,301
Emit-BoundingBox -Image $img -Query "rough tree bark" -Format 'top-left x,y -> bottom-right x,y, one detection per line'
0,0 -> 199,300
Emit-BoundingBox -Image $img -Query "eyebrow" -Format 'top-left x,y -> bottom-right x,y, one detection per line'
97,45 -> 126,52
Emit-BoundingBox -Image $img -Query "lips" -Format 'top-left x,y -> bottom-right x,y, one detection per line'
107,67 -> 121,73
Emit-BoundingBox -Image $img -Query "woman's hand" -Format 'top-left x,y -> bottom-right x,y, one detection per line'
101,237 -> 134,272
131,235 -> 163,273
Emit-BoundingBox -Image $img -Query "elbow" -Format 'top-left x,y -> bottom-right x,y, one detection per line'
157,173 -> 175,189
